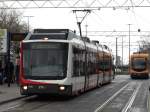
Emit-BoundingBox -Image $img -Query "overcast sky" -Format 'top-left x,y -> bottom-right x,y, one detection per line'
20,7 -> 150,64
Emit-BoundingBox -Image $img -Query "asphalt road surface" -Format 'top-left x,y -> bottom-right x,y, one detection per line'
0,75 -> 149,112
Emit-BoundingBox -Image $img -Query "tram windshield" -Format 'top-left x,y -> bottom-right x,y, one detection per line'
132,58 -> 146,70
22,42 -> 68,80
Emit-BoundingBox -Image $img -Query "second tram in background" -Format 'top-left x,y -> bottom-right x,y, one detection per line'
19,29 -> 114,96
129,52 -> 150,79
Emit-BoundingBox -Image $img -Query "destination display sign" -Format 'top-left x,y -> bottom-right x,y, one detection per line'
31,43 -> 61,49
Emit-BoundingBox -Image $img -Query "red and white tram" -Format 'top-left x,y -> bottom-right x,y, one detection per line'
19,29 -> 114,96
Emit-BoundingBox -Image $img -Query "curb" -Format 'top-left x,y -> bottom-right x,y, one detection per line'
148,88 -> 150,112
0,96 -> 26,105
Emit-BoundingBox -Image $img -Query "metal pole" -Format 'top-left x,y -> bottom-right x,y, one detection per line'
7,32 -> 10,87
77,22 -> 82,37
116,37 -> 118,74
85,22 -> 88,37
122,36 -> 123,72
23,16 -> 34,32
27,17 -> 29,32
128,24 -> 131,74
72,9 -> 91,38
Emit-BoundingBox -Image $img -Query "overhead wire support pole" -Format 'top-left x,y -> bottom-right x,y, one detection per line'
72,9 -> 91,37
77,22 -> 82,37
85,22 -> 88,37
116,37 -> 118,74
122,36 -> 124,72
128,24 -> 131,74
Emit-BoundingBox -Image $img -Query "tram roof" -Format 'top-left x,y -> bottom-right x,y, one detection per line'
23,29 -> 112,53
25,29 -> 78,40
131,53 -> 149,58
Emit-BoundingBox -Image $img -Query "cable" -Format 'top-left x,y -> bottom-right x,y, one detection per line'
105,0 -> 113,7
113,0 -> 122,8
88,0 -> 97,7
32,0 -> 40,8
56,0 -> 64,7
96,0 -> 104,7
137,0 -> 145,6
121,0 -> 129,7
73,0 -> 81,7
65,0 -> 71,6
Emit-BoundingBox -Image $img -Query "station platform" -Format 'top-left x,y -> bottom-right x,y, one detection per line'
0,83 -> 24,105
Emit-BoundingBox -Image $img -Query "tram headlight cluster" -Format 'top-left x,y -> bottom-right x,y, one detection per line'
59,86 -> 65,91
23,86 -> 28,90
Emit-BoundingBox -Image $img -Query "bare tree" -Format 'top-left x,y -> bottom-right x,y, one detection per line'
0,9 -> 29,62
0,9 -> 28,32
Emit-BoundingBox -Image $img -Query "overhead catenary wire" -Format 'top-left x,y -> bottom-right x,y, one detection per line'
1,0 -> 150,9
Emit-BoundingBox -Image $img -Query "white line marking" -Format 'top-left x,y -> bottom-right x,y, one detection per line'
94,83 -> 129,112
147,91 -> 149,112
6,104 -> 21,110
122,83 -> 141,112
146,84 -> 150,112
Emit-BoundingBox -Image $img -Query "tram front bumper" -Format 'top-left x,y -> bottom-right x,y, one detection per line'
20,84 -> 72,96
131,72 -> 149,78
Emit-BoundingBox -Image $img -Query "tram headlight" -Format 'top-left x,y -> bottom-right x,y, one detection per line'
43,37 -> 48,40
59,86 -> 65,91
23,86 -> 28,90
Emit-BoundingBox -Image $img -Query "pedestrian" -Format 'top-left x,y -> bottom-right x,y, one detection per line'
15,56 -> 20,85
0,63 -> 3,85
112,65 -> 115,79
7,62 -> 14,87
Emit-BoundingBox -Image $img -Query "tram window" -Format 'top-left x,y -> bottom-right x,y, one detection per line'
73,55 -> 79,76
73,47 -> 80,77
93,53 -> 97,74
72,47 -> 86,77
104,60 -> 111,70
73,47 -> 100,76
86,51 -> 96,75
80,60 -> 84,76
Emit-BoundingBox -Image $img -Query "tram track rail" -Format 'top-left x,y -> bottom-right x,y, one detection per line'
94,82 -> 142,112
0,95 -> 37,112
0,95 -> 36,106
147,95 -> 149,112
122,83 -> 141,112
94,83 -> 129,112
0,80 -> 129,112
0,96 -> 27,106
2,78 -> 147,112
0,79 -> 130,112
